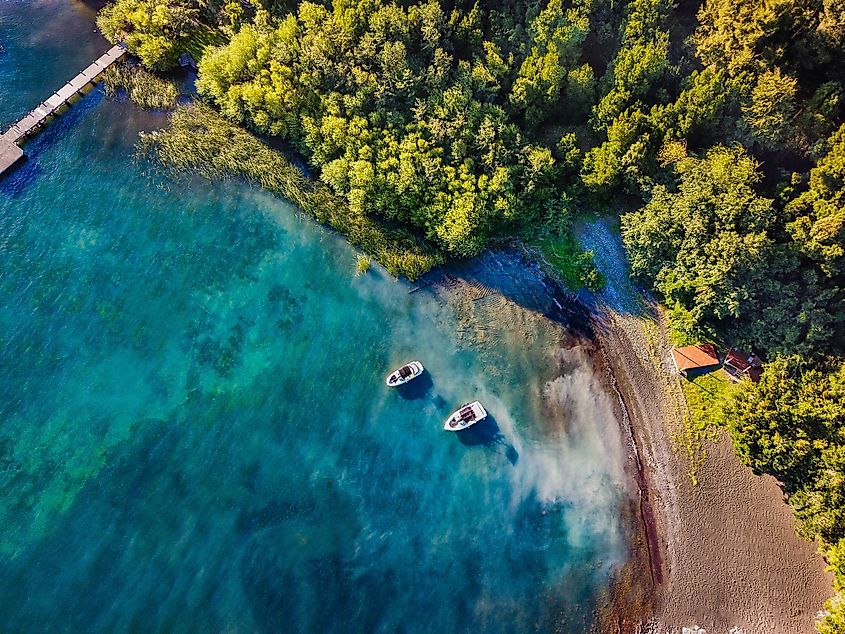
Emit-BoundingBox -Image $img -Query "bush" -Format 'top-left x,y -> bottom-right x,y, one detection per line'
818,592 -> 845,634
97,0 -> 198,71
540,232 -> 605,292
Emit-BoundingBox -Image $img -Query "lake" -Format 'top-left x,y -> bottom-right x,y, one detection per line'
0,3 -> 630,631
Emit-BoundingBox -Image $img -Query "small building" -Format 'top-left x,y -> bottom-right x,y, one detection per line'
671,344 -> 720,377
724,348 -> 763,382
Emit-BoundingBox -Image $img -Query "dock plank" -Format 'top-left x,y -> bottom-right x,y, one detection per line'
0,44 -> 126,176
68,76 -> 90,92
43,94 -> 64,110
79,62 -> 103,79
55,84 -> 78,102
0,141 -> 25,177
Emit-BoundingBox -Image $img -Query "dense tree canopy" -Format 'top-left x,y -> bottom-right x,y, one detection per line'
722,356 -> 845,628
194,1 -> 595,256
619,145 -> 841,353
109,0 -> 843,331
788,125 -> 845,280
98,0 -> 199,69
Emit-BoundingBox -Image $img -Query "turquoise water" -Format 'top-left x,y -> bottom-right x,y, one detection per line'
0,4 -> 630,632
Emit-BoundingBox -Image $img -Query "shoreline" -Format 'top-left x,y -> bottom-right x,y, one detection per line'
569,219 -> 834,633
457,233 -> 834,633
422,246 -> 660,630
419,248 -> 651,631
124,78 -> 835,626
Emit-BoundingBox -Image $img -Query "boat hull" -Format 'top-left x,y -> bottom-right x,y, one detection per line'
386,361 -> 424,386
444,401 -> 487,431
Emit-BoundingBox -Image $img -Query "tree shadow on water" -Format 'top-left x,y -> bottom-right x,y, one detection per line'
454,414 -> 519,465
417,251 -> 596,339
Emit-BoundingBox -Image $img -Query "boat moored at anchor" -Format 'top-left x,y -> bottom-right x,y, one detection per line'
444,401 -> 487,431
386,361 -> 424,387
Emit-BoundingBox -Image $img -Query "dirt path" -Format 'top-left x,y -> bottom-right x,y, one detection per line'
576,218 -> 833,633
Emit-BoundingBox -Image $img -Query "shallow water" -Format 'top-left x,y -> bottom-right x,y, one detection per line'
0,4 -> 630,632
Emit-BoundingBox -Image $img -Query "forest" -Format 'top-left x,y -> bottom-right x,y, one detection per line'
97,0 -> 844,629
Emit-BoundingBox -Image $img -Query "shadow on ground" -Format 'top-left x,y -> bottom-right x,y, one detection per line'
573,216 -> 650,318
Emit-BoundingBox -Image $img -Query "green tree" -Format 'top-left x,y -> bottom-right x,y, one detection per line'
787,124 -> 845,279
818,593 -> 845,634
593,0 -> 671,127
194,0 -> 568,257
621,146 -> 785,342
508,0 -> 590,127
651,67 -> 734,143
742,68 -> 798,148
97,0 -> 198,70
722,357 -> 843,482
581,108 -> 650,192
724,357 -> 845,547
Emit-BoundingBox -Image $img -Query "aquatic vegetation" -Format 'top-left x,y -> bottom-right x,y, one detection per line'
194,4 -> 570,258
101,64 -> 179,110
139,104 -> 444,280
0,4 -> 633,632
355,254 -> 372,277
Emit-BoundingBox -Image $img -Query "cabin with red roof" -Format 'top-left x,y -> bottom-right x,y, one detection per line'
671,344 -> 720,377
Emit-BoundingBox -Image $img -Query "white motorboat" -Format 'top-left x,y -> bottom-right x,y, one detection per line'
443,401 -> 487,431
386,361 -> 424,387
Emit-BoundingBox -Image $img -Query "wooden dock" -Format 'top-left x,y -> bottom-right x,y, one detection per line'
0,44 -> 126,178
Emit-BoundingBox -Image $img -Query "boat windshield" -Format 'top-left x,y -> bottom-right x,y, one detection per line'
399,366 -> 412,378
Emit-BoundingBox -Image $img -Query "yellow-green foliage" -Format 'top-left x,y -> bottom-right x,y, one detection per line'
829,539 -> 845,592
355,254 -> 373,276
720,356 -> 845,625
818,592 -> 845,634
97,0 -> 198,70
786,124 -> 845,280
102,64 -> 179,110
140,104 -> 443,280
194,4 -> 573,257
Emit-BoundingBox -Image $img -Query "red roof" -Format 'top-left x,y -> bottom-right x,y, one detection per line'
724,349 -> 760,371
724,349 -> 763,382
672,344 -> 720,373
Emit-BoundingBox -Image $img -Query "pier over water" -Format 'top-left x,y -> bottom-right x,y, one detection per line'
0,44 -> 126,177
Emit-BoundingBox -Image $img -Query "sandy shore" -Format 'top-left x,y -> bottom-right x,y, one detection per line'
576,219 -> 834,633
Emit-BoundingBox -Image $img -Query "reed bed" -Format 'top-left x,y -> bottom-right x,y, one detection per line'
102,64 -> 179,110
